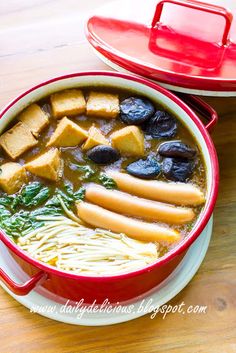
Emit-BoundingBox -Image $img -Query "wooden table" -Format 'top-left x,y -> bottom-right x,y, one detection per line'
0,1 -> 235,352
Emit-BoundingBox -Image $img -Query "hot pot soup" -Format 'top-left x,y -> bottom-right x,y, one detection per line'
0,88 -> 206,275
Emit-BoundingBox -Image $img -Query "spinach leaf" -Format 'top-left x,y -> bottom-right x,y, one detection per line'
98,173 -> 117,189
0,182 -> 56,239
56,183 -> 85,207
20,182 -> 42,203
0,175 -> 87,239
20,182 -> 51,207
30,195 -> 64,218
11,196 -> 22,210
29,187 -> 50,206
74,187 -> 85,201
31,203 -> 63,217
0,196 -> 14,207
56,188 -> 74,208
63,181 -> 74,198
0,209 -> 44,239
0,182 -> 50,211
0,198 -> 63,239
71,163 -> 116,190
75,164 -> 96,180
45,195 -> 61,207
0,205 -> 11,220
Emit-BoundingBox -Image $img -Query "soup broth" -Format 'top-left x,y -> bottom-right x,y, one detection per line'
0,87 -> 206,275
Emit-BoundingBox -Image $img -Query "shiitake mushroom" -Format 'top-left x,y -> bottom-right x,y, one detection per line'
87,145 -> 120,165
162,157 -> 194,182
126,156 -> 161,179
120,97 -> 155,125
143,111 -> 177,138
158,141 -> 196,159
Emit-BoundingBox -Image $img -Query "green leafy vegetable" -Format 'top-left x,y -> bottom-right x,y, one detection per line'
98,173 -> 117,189
0,196 -> 14,207
20,182 -> 51,207
0,182 -> 51,211
0,182 -> 57,238
0,177 -> 87,239
56,189 -> 73,208
63,182 -> 74,198
73,162 -> 116,190
0,205 -> 11,220
0,195 -> 65,239
0,207 -> 44,239
56,182 -> 85,207
75,164 -> 96,180
31,201 -> 63,218
45,195 -> 62,208
74,187 -> 85,201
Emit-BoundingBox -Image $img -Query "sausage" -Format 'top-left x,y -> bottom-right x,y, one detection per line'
76,201 -> 180,243
106,171 -> 205,206
85,185 -> 195,224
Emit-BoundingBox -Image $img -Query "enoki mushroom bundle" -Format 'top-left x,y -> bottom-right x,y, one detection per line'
17,216 -> 159,275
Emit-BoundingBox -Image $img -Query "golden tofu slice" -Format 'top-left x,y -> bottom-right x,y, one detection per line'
0,122 -> 38,160
86,92 -> 119,118
47,117 -> 88,147
25,148 -> 62,181
18,104 -> 49,137
0,162 -> 28,194
110,126 -> 145,157
82,125 -> 109,151
50,89 -> 86,118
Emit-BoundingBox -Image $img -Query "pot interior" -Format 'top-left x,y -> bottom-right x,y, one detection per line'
0,72 -> 214,270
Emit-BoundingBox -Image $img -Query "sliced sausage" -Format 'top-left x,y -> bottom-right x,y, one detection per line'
85,185 -> 195,224
76,202 -> 180,243
106,171 -> 205,206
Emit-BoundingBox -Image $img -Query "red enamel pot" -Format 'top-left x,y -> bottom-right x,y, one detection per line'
0,71 -> 219,304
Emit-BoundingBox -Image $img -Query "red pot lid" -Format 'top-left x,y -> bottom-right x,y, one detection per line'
86,0 -> 236,95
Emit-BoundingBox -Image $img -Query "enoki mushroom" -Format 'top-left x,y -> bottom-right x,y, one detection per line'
17,216 -> 159,275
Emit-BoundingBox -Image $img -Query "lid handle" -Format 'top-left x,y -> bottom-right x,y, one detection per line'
151,0 -> 233,46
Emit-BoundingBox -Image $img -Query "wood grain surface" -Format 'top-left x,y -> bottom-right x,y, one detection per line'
0,1 -> 235,352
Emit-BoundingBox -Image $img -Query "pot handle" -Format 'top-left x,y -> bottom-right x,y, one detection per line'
0,268 -> 47,295
151,0 -> 233,46
175,93 -> 218,133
